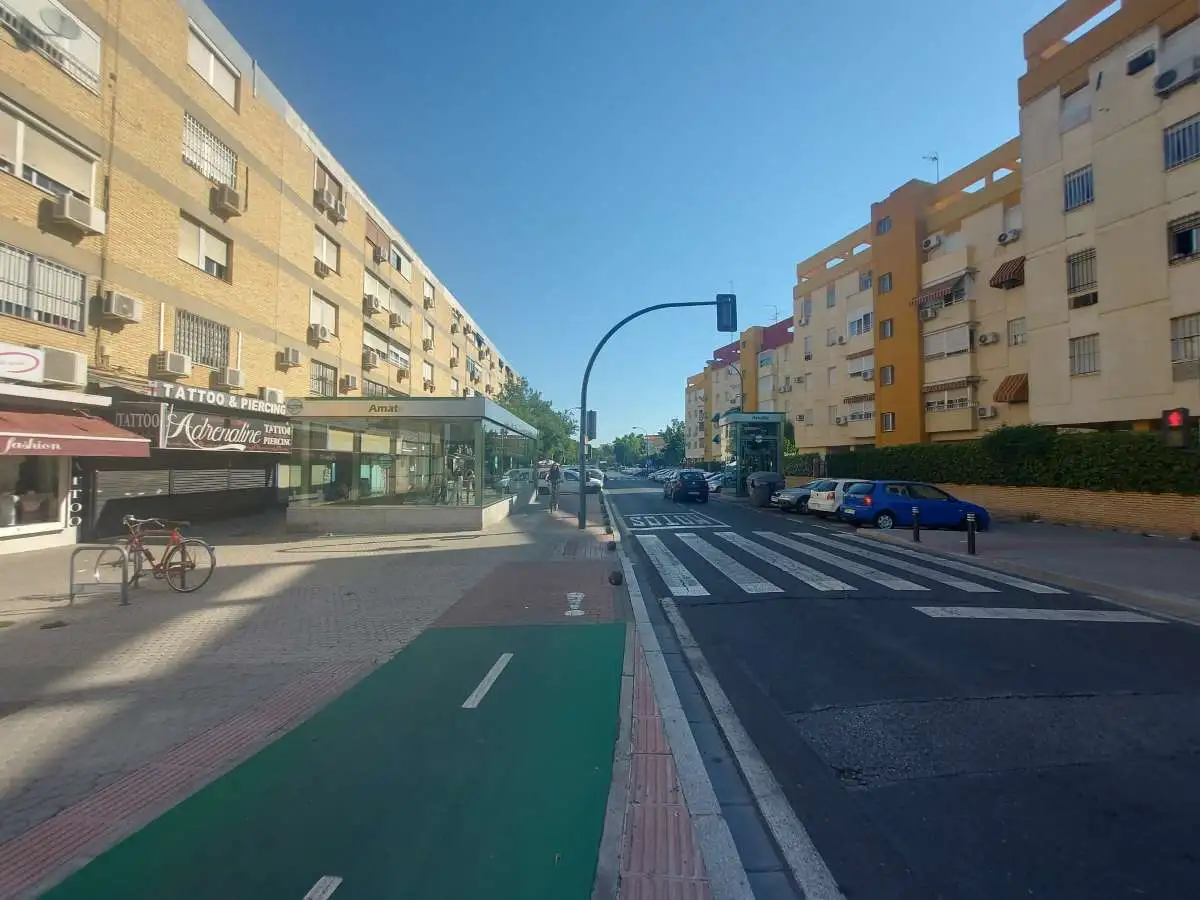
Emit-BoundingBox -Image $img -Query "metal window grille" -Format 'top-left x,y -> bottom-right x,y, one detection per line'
1164,115 -> 1200,170
1064,165 -> 1094,211
174,309 -> 229,368
182,113 -> 237,187
1066,248 -> 1097,293
859,270 -> 872,291
1007,317 -> 1027,346
1171,313 -> 1200,362
0,241 -> 86,332
925,389 -> 971,412
310,360 -> 337,396
1069,334 -> 1100,375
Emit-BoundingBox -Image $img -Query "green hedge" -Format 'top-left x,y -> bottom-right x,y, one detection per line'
783,452 -> 823,477
813,425 -> 1200,495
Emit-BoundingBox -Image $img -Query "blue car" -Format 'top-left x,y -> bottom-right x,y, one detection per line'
839,480 -> 991,531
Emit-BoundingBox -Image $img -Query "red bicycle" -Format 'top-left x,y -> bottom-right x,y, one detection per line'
94,515 -> 216,593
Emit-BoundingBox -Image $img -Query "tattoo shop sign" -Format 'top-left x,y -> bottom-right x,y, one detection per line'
113,403 -> 293,453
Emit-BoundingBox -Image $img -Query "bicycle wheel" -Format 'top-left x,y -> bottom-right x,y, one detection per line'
94,543 -> 144,586
161,539 -> 216,593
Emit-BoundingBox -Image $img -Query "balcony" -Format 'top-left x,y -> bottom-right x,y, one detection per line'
926,406 -> 976,434
847,416 -> 874,441
923,348 -> 975,385
921,246 -> 974,288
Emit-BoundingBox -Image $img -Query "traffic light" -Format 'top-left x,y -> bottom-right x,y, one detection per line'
586,409 -> 597,441
1161,407 -> 1191,449
716,293 -> 737,333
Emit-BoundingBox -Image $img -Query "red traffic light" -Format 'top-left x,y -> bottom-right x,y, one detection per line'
1166,409 -> 1186,429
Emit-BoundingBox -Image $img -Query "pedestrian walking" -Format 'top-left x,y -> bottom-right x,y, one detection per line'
548,462 -> 562,512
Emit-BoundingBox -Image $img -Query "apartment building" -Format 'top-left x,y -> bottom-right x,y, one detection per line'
0,0 -> 514,552
1019,0 -> 1200,428
684,371 -> 709,461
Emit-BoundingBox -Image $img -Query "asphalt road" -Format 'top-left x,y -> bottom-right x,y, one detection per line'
609,480 -> 1200,900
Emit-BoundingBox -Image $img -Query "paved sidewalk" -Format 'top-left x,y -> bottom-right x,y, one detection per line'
860,520 -> 1200,622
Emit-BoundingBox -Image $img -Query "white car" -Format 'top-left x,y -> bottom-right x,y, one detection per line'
806,478 -> 870,518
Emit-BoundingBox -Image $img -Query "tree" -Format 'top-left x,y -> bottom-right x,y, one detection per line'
494,376 -> 578,461
612,432 -> 649,466
660,418 -> 686,466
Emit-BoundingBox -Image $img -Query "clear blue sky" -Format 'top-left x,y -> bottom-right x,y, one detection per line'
209,0 -> 1059,442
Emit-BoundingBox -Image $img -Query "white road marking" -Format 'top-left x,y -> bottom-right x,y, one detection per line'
304,876 -> 343,900
635,534 -> 710,596
914,606 -> 1164,623
716,532 -> 855,592
461,653 -> 514,709
622,524 -> 728,531
755,532 -> 928,591
833,533 -> 1067,594
677,533 -> 784,594
626,512 -> 725,529
790,532 -> 998,593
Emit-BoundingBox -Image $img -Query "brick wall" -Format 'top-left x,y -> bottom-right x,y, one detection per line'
940,484 -> 1200,537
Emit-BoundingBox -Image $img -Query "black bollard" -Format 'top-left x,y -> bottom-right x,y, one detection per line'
966,513 -> 977,555
912,506 -> 921,542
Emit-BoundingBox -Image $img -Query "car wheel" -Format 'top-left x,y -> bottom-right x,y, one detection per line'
798,498 -> 809,514
698,495 -> 708,504
874,511 -> 896,530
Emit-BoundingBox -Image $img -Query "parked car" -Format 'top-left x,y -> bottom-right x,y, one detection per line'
706,473 -> 725,494
664,469 -> 710,503
839,480 -> 991,531
560,468 -> 603,494
806,478 -> 870,518
770,479 -> 824,514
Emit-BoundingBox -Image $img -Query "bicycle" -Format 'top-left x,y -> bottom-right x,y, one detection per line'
94,515 -> 217,593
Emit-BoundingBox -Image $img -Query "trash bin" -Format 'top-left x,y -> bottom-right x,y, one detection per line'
747,471 -> 784,508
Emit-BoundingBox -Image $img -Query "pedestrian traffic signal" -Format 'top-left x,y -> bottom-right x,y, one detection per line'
1161,407 -> 1191,449
586,409 -> 597,441
716,293 -> 737,333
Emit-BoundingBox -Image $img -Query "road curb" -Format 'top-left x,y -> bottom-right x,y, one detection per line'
856,529 -> 1200,626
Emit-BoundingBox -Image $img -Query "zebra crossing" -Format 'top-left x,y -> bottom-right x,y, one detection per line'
633,528 -> 1071,598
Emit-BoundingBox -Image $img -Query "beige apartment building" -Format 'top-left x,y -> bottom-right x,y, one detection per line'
0,0 -> 513,552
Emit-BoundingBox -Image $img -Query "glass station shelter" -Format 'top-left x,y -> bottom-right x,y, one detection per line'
281,396 -> 538,533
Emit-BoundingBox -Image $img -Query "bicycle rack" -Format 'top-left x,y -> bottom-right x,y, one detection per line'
69,543 -> 132,607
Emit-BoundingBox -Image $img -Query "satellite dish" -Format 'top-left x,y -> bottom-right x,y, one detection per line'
40,8 -> 82,40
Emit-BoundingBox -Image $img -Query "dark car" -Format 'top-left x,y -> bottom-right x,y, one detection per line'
839,480 -> 991,531
770,478 -> 825,514
664,469 -> 710,503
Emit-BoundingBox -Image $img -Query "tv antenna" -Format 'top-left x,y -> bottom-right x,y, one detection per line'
923,151 -> 940,183
765,304 -> 781,323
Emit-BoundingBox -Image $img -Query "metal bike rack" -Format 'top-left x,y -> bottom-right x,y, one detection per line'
69,543 -> 132,607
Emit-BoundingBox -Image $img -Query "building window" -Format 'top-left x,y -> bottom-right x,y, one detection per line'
880,364 -> 895,385
391,245 -> 413,281
1066,248 -> 1098,307
0,240 -> 86,332
387,343 -> 410,370
1007,317 -> 1027,346
422,320 -> 434,344
825,326 -> 838,346
924,386 -> 971,412
923,324 -> 973,359
0,103 -> 97,201
1168,213 -> 1200,264
314,228 -> 340,273
178,214 -> 230,280
363,379 -> 390,397
173,309 -> 229,368
827,405 -> 838,425
800,297 -> 812,322
390,292 -> 412,327
859,270 -> 873,292
881,412 -> 895,432
1164,114 -> 1200,170
315,162 -> 343,203
826,284 -> 836,308
1069,333 -> 1100,375
309,293 -> 338,334
421,361 -> 434,384
451,376 -> 460,394
875,216 -> 892,235
364,270 -> 389,306
827,366 -> 837,386
802,335 -> 812,355
1064,165 -> 1094,211
424,280 -> 435,305
310,360 -> 337,397
848,311 -> 872,336
363,325 -> 389,358
1170,313 -> 1200,362
187,26 -> 239,108
879,273 -> 893,293
181,113 -> 237,187
880,318 -> 894,339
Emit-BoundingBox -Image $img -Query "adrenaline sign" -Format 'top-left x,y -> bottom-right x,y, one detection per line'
624,512 -> 725,530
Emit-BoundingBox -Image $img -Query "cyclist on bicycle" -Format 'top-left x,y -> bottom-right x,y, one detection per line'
547,462 -> 563,511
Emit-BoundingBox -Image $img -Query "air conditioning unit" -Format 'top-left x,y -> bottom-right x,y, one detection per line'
39,346 -> 87,387
798,316 -> 809,327
450,357 -> 459,367
920,306 -> 939,321
102,291 -> 143,323
332,200 -> 347,222
372,245 -> 386,264
424,297 -> 435,310
363,295 -> 384,315
396,367 -> 409,381
804,352 -> 813,361
977,331 -> 1000,346
835,416 -> 848,425
462,387 -> 471,396
212,184 -> 241,217
362,349 -> 381,369
388,313 -> 406,329
451,322 -> 460,333
921,234 -> 941,252
52,194 -> 106,235
837,336 -> 846,345
1154,59 -> 1200,97
260,387 -> 286,405
862,368 -> 875,380
314,259 -> 331,277
997,228 -> 1021,245
423,379 -> 435,392
341,374 -> 358,392
309,323 -> 331,344
793,413 -> 805,422
155,351 -> 192,377
422,338 -> 434,351
216,367 -> 245,389
280,347 -> 302,367
314,188 -> 334,211
978,405 -> 998,419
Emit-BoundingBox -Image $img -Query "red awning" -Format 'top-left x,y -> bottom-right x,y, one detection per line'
0,411 -> 150,458
912,275 -> 966,308
989,256 -> 1026,289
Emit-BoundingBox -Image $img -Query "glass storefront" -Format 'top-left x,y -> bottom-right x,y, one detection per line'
0,455 -> 63,529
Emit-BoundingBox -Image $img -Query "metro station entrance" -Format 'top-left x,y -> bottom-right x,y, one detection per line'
717,412 -> 786,497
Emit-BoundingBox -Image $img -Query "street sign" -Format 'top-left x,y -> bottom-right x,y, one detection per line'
716,294 -> 737,333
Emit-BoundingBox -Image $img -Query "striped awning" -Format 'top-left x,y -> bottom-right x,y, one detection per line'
922,377 -> 978,393
842,392 -> 875,404
912,275 -> 965,307
993,372 -> 1029,403
989,256 -> 1026,289
845,347 -> 875,360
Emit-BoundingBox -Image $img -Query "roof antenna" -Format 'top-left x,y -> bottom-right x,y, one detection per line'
922,151 -> 940,183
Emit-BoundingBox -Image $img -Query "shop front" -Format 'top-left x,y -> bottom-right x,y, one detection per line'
284,396 -> 538,533
90,377 -> 293,538
0,343 -> 151,555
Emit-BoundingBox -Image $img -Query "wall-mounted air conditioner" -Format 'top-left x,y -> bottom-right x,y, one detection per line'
997,229 -> 1021,245
314,188 -> 335,211
212,184 -> 241,217
422,338 -> 434,351
155,351 -> 192,377
341,374 -> 358,392
978,405 -> 998,419
260,387 -> 286,405
216,367 -> 245,389
280,347 -> 302,367
977,331 -> 1000,346
363,295 -> 383,315
920,306 -> 939,321
102,291 -> 143,323
52,194 -> 106,235
835,416 -> 848,425
862,368 -> 874,380
314,259 -> 331,277
362,349 -> 381,369
921,235 -> 941,252
40,346 -> 87,387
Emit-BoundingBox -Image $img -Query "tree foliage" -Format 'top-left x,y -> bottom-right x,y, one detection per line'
493,376 -> 578,462
660,418 -> 686,466
612,432 -> 649,466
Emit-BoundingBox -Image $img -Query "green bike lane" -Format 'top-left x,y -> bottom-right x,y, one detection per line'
42,622 -> 626,900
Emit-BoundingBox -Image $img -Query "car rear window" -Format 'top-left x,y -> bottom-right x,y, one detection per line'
846,482 -> 874,496
812,480 -> 835,491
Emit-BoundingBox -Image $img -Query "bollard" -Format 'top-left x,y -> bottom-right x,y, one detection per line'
911,506 -> 921,542
966,512 -> 977,555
